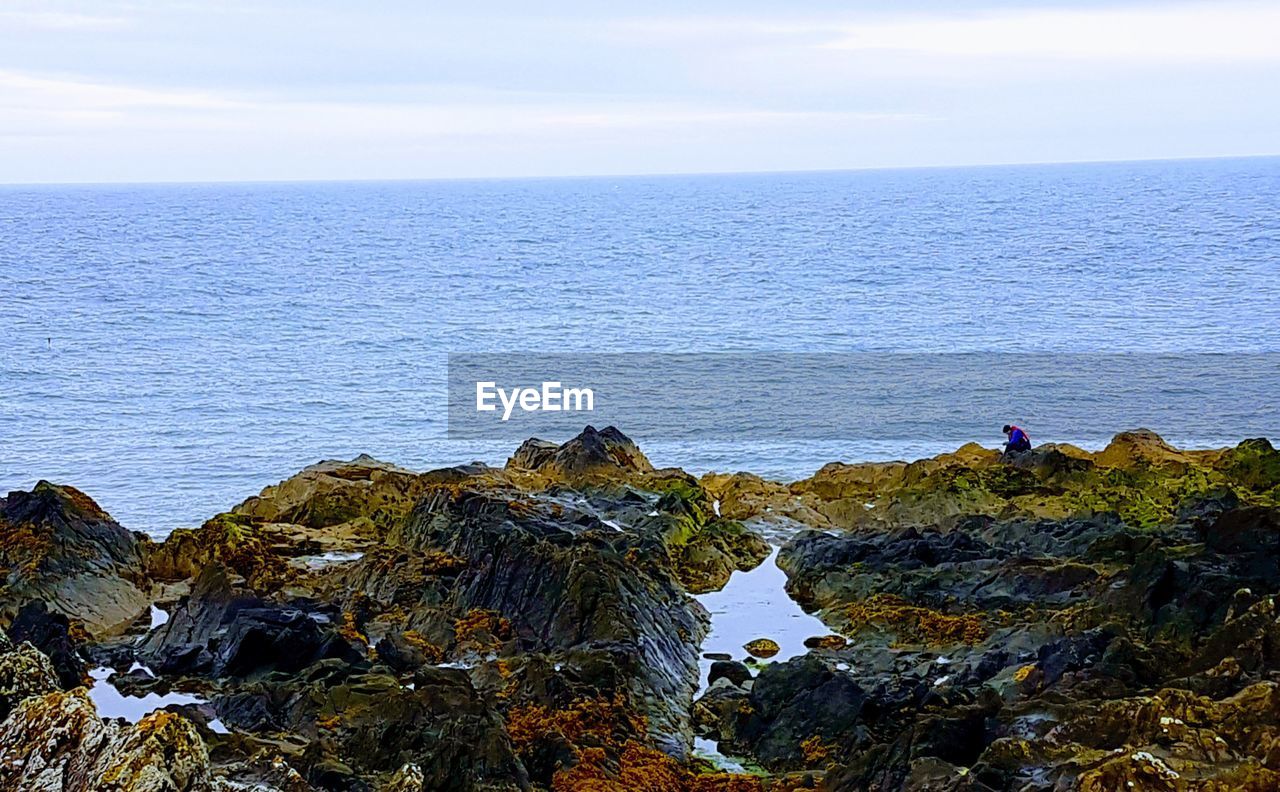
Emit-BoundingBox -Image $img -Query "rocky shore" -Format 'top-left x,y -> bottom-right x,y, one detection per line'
2,426 -> 1278,791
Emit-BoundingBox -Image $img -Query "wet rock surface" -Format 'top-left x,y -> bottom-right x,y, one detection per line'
3,428 -> 1279,790
0,481 -> 150,637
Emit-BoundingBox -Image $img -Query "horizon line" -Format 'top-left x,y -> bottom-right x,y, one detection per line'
2,151 -> 1277,189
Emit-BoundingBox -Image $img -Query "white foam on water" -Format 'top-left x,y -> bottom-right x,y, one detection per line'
693,737 -> 749,773
297,551 -> 365,569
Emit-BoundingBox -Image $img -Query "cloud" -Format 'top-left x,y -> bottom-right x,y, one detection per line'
820,2 -> 1280,62
0,67 -> 927,141
0,70 -> 245,113
0,10 -> 128,31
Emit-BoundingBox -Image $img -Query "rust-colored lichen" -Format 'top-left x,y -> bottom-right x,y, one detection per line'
401,630 -> 444,663
506,694 -> 643,754
316,715 -> 341,731
800,735 -> 833,767
505,696 -> 760,792
454,608 -> 513,646
339,611 -> 367,645
844,594 -> 987,645
0,522 -> 52,575
422,549 -> 468,575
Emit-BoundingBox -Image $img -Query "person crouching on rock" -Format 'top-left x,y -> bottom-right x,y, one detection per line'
1002,424 -> 1031,454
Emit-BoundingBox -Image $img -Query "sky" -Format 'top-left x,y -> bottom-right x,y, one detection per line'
1,0 -> 1278,183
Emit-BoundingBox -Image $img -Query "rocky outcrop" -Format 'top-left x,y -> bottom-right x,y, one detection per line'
685,434 -> 1280,789
231,454 -> 427,531
139,563 -> 363,677
14,428 -> 1280,791
216,663 -> 529,791
0,481 -> 149,637
506,425 -> 654,484
0,688 -> 213,791
388,485 -> 708,757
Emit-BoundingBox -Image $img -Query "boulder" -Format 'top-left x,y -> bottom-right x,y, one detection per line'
389,485 -> 707,756
743,639 -> 780,659
139,563 -> 363,677
7,599 -> 86,690
504,425 -> 654,483
0,481 -> 149,637
708,660 -> 752,689
0,633 -> 60,720
232,454 -> 426,530
0,688 -> 213,791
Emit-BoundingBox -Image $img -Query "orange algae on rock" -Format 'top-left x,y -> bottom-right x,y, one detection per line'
844,594 -> 987,645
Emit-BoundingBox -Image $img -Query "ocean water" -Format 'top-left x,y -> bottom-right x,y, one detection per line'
2,157 -> 1279,536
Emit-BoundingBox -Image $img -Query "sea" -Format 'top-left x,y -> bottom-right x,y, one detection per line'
3,156 -> 1279,536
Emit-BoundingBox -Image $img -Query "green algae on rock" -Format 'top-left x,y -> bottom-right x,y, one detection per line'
3,427 -> 1280,791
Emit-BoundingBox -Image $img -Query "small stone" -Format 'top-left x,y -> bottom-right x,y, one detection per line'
708,660 -> 752,688
804,634 -> 847,651
744,638 -> 780,659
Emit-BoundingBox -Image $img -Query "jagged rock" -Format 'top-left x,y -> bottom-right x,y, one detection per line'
732,655 -> 872,770
145,512 -> 291,587
0,481 -> 150,637
139,564 -> 362,677
0,688 -> 213,791
19,431 -> 1280,791
506,439 -> 559,472
384,763 -> 425,791
0,633 -> 60,720
217,664 -> 528,791
232,454 -> 426,530
653,481 -> 772,594
388,485 -> 707,756
504,425 -> 653,483
8,599 -> 87,689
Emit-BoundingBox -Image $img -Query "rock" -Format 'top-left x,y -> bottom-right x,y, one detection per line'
389,485 -> 707,757
803,634 -> 847,651
1093,428 -> 1197,469
18,431 -> 1280,791
384,763 -> 426,791
139,563 -> 363,677
506,439 -> 559,472
7,599 -> 87,690
733,655 -> 871,770
699,471 -> 828,526
743,639 -> 780,659
0,634 -> 60,720
217,665 -> 528,791
144,512 -> 290,589
0,688 -> 213,791
232,454 -> 426,530
0,481 -> 150,637
504,425 -> 654,483
649,476 -> 772,593
708,660 -> 752,688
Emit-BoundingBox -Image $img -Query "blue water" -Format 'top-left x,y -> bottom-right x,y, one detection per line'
2,157 -> 1279,535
